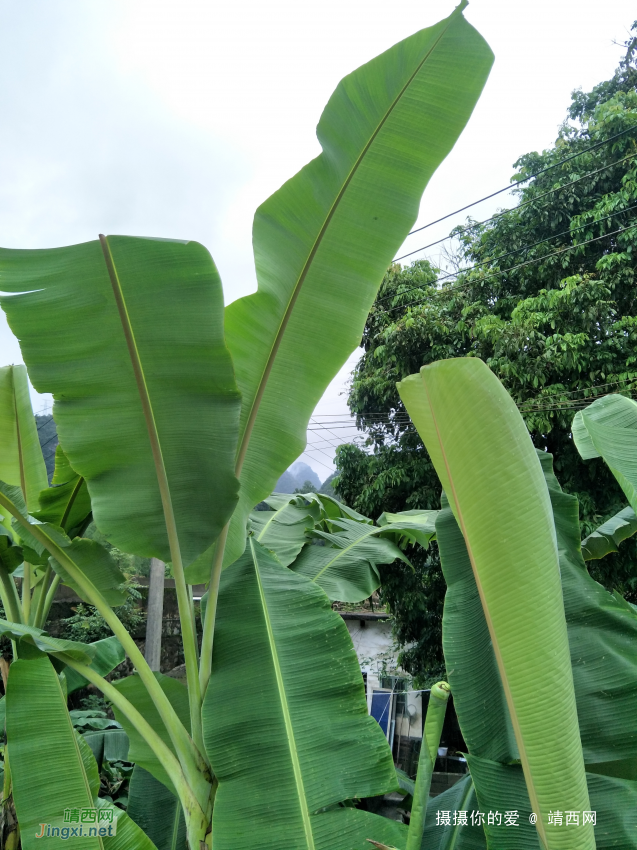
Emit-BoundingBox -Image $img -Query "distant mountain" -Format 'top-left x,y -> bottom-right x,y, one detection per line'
290,462 -> 321,490
274,461 -> 322,494
318,472 -> 337,497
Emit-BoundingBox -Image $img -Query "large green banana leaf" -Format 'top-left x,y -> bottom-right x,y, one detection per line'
539,453 -> 637,772
422,776 -> 486,849
98,798 -> 159,850
0,237 -> 241,567
581,505 -> 637,560
436,449 -> 637,844
377,509 -> 440,548
0,618 -> 94,662
111,672 -> 190,794
398,358 -> 593,850
202,539 -> 403,850
250,496 -> 437,602
290,517 -> 415,602
6,656 -> 102,850
436,495 -> 518,764
222,4 -> 494,567
0,480 -> 126,605
467,754 -> 637,850
127,766 -> 186,850
64,636 -> 125,695
0,364 -> 47,514
33,445 -> 92,537
573,394 -> 637,506
83,729 -> 130,767
302,492 -> 371,524
249,496 -> 319,567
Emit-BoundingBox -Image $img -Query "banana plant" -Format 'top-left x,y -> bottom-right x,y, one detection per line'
423,447 -> 637,849
398,358 -> 595,850
0,6 -> 494,848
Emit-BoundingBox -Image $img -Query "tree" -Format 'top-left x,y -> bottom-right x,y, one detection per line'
336,26 -> 637,682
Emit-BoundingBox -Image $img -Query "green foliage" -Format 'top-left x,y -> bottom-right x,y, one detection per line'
337,31 -> 637,681
293,479 -> 318,494
60,584 -> 145,646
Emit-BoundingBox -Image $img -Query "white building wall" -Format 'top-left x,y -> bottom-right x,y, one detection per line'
344,617 -> 423,741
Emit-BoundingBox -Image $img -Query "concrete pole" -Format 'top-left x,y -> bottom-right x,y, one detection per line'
145,558 -> 165,672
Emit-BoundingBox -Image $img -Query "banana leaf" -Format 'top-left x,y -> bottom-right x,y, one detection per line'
83,729 -> 130,767
202,539 -> 403,850
64,635 -> 126,695
0,618 -> 94,663
437,448 -> 637,845
0,526 -> 23,573
581,505 -> 637,560
127,766 -> 186,850
0,480 -> 126,606
248,496 -> 318,567
303,493 -> 372,524
0,237 -> 241,567
0,364 -> 47,515
377,509 -> 440,548
75,728 -> 101,799
540,453 -> 637,770
222,4 -> 494,567
98,798 -> 159,850
6,656 -> 102,850
436,496 -> 518,764
399,358 -> 593,850
33,445 -> 92,537
422,775 -> 486,849
573,393 -> 637,510
111,672 -> 190,794
290,517 -> 414,602
467,754 -> 637,850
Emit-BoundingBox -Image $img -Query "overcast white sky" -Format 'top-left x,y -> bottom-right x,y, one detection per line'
0,0 -> 634,478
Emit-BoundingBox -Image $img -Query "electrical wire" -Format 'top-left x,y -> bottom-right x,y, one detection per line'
394,152 -> 637,264
378,201 -> 637,307
404,124 -> 637,239
376,220 -> 637,316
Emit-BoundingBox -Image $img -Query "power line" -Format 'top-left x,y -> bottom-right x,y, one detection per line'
378,201 -> 637,307
394,152 -> 637,264
376,220 -> 637,316
404,124 -> 637,239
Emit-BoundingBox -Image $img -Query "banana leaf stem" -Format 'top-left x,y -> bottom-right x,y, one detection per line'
99,234 -> 204,754
2,744 -> 11,803
0,490 -> 208,802
0,567 -> 22,626
59,654 -> 210,831
406,681 -> 450,850
31,566 -> 52,628
199,522 -> 228,697
37,573 -> 60,628
20,563 -> 30,623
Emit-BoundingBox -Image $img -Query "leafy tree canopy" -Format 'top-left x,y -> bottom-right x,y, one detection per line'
335,26 -> 637,682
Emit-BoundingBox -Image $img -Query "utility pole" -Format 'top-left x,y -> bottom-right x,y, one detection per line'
145,558 -> 165,672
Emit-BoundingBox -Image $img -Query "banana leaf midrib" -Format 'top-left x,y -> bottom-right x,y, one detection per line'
60,475 -> 85,530
448,778 -> 475,849
256,504 -> 295,542
310,526 -> 385,582
250,538 -> 316,850
233,3 -> 466,477
98,236 -> 179,553
420,373 -> 548,849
